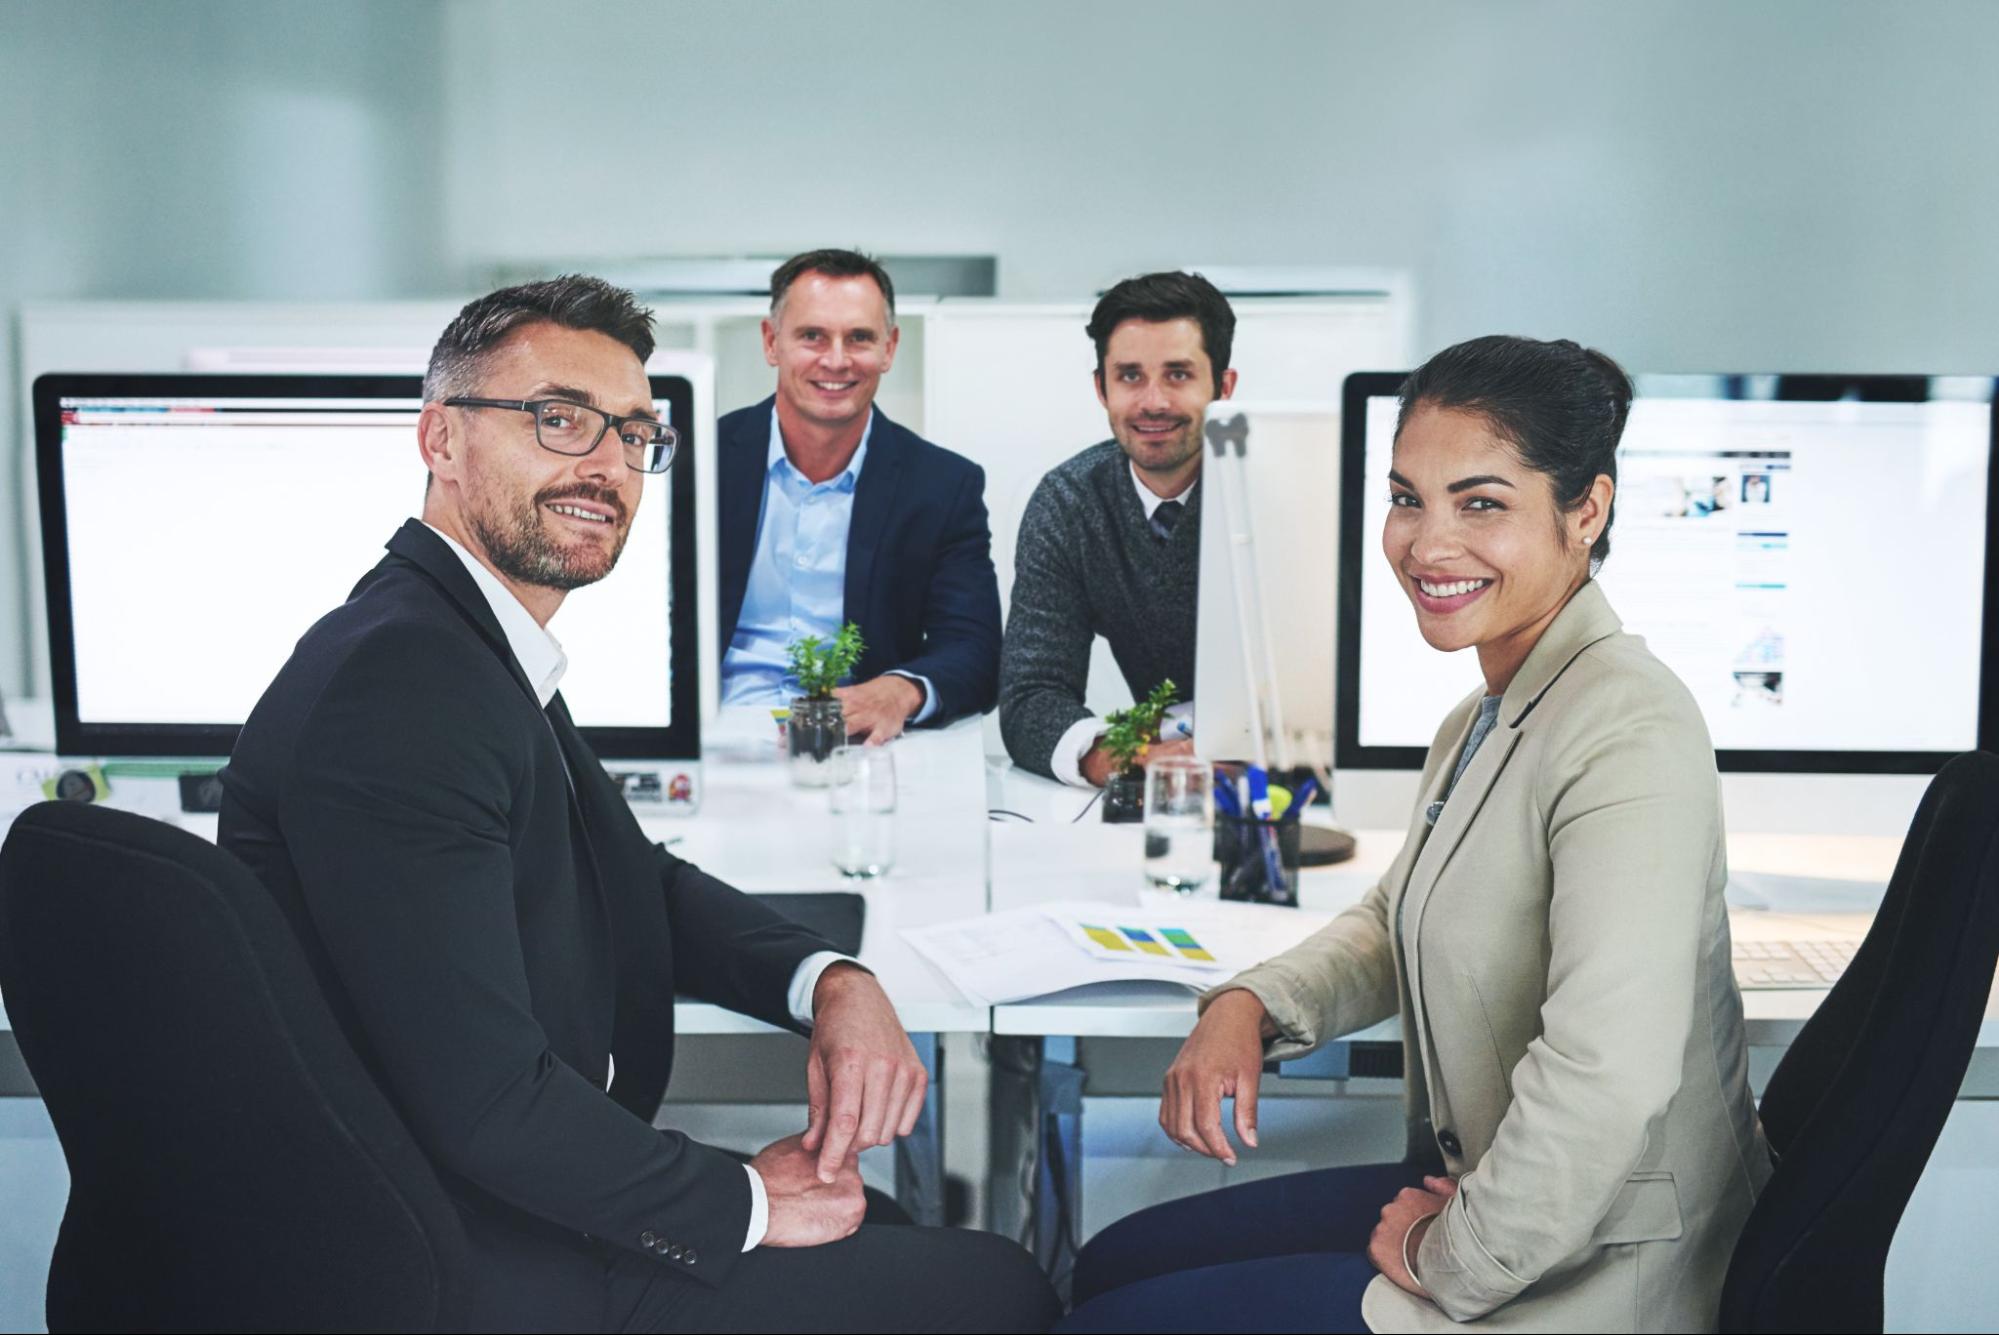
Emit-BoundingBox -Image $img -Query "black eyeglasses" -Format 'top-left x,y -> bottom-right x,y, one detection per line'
444,397 -> 678,474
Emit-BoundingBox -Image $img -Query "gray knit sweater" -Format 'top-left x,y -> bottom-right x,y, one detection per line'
999,440 -> 1201,778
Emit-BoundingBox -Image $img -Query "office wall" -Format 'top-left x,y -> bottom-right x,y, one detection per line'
439,0 -> 1999,373
0,1 -> 449,697
8,0 -> 1999,697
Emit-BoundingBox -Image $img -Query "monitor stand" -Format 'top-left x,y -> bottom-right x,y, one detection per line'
1300,823 -> 1356,866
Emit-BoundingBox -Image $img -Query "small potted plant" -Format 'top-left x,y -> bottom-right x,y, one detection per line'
785,622 -> 865,785
1098,679 -> 1177,823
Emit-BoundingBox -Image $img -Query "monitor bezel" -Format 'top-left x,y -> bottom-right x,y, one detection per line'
1336,370 -> 1997,773
34,371 -> 701,761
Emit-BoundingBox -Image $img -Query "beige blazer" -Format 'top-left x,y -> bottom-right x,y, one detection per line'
1212,581 -> 1771,1332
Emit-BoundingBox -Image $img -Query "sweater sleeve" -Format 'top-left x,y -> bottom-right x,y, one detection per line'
999,476 -> 1099,778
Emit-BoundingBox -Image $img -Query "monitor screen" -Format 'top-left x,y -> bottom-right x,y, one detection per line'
1337,373 -> 1995,772
35,373 -> 699,759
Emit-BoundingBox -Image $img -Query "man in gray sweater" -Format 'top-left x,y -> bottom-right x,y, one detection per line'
1000,272 -> 1238,785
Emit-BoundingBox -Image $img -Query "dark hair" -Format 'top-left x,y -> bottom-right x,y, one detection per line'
1396,334 -> 1632,566
424,274 -> 655,402
1085,271 -> 1236,394
769,248 -> 896,325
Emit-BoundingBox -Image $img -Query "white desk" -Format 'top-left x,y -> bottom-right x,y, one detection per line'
984,816 -> 1966,1043
653,710 -> 990,1037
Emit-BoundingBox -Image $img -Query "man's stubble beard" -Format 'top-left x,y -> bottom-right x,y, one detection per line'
1115,416 -> 1202,478
470,482 -> 631,593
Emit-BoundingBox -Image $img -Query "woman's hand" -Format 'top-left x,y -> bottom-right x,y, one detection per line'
1159,988 -> 1271,1165
1369,1175 -> 1458,1296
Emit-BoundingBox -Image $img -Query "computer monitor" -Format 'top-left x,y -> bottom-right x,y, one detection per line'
33,373 -> 700,760
1192,401 -> 1341,772
1337,372 -> 1997,773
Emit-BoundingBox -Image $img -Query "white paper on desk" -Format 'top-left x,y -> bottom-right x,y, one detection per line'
902,899 -> 1333,1007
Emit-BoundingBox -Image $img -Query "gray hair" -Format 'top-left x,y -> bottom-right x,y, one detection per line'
423,274 -> 656,402
768,248 -> 897,332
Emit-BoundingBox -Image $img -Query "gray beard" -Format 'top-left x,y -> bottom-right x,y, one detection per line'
471,491 -> 628,592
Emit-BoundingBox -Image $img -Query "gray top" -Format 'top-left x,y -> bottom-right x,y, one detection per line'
1447,694 -> 1505,799
998,441 -> 1201,778
1404,693 -> 1504,945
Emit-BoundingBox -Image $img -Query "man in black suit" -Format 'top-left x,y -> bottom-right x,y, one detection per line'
218,276 -> 1054,1332
717,249 -> 1001,741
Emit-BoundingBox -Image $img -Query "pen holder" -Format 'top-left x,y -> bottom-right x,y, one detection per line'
1214,811 -> 1303,906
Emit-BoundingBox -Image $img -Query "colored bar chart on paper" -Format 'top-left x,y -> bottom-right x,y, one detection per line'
1069,919 -> 1222,967
1159,927 -> 1216,962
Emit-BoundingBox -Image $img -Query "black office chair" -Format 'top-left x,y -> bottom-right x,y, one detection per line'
0,800 -> 471,1332
1720,750 -> 1999,1333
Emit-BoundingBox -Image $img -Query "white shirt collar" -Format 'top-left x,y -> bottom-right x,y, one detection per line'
1129,461 -> 1197,521
769,404 -> 873,488
423,522 -> 568,708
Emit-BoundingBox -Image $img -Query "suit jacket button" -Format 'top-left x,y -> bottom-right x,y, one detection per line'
640,1230 -> 659,1249
684,1248 -> 698,1266
1438,1129 -> 1462,1158
667,1244 -> 684,1260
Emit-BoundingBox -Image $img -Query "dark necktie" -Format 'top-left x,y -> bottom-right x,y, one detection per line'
1149,499 -> 1184,542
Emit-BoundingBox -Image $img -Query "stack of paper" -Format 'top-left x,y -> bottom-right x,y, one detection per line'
901,899 -> 1331,1007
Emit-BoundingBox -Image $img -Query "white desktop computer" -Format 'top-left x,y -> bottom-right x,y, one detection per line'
33,373 -> 703,804
1335,371 -> 1996,835
1191,401 -> 1342,772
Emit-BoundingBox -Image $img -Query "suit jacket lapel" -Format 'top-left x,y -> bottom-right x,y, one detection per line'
383,520 -> 541,711
716,398 -> 774,657
843,408 -> 905,636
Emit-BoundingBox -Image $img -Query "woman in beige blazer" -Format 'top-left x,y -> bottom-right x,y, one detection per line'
1058,336 -> 1770,1334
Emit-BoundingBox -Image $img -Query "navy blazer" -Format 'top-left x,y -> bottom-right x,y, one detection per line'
717,397 -> 1002,724
218,520 -> 835,1317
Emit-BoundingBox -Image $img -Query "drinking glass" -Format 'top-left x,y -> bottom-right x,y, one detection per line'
1143,755 -> 1215,895
828,745 -> 896,878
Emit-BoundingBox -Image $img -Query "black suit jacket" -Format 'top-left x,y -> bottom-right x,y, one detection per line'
218,520 -> 834,1308
717,397 -> 1002,723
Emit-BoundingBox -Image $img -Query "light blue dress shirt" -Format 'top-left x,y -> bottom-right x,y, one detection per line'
720,408 -> 936,719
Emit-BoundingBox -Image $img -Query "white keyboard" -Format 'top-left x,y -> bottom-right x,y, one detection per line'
1734,939 -> 1859,990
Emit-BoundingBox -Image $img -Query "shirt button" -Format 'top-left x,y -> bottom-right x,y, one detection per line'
1438,1129 -> 1462,1158
795,555 -> 809,566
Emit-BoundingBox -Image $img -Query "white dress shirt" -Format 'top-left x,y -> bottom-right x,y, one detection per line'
1046,466 -> 1199,788
425,523 -> 854,1249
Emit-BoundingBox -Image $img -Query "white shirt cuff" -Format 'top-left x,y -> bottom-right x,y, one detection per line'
1050,715 -> 1107,788
884,670 -> 939,724
787,950 -> 861,1027
742,1161 -> 769,1251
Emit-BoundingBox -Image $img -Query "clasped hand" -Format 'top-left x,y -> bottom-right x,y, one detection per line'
754,963 -> 928,1247
1160,987 -> 1458,1296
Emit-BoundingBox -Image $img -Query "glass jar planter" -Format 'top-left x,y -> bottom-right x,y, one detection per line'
788,696 -> 848,786
1101,769 -> 1146,823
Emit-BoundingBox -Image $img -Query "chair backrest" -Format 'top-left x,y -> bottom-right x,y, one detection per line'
0,801 -> 469,1332
1720,751 -> 1999,1333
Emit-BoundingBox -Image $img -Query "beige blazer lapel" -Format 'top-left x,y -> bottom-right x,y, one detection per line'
1397,581 -> 1625,1011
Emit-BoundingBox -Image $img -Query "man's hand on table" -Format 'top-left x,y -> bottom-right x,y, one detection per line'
834,674 -> 924,745
801,962 -> 928,1182
1081,735 -> 1195,788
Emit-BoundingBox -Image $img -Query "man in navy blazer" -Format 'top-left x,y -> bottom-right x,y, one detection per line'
717,249 -> 1001,741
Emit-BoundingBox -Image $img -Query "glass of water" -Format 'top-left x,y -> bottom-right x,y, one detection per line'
828,745 -> 896,878
1143,755 -> 1215,895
